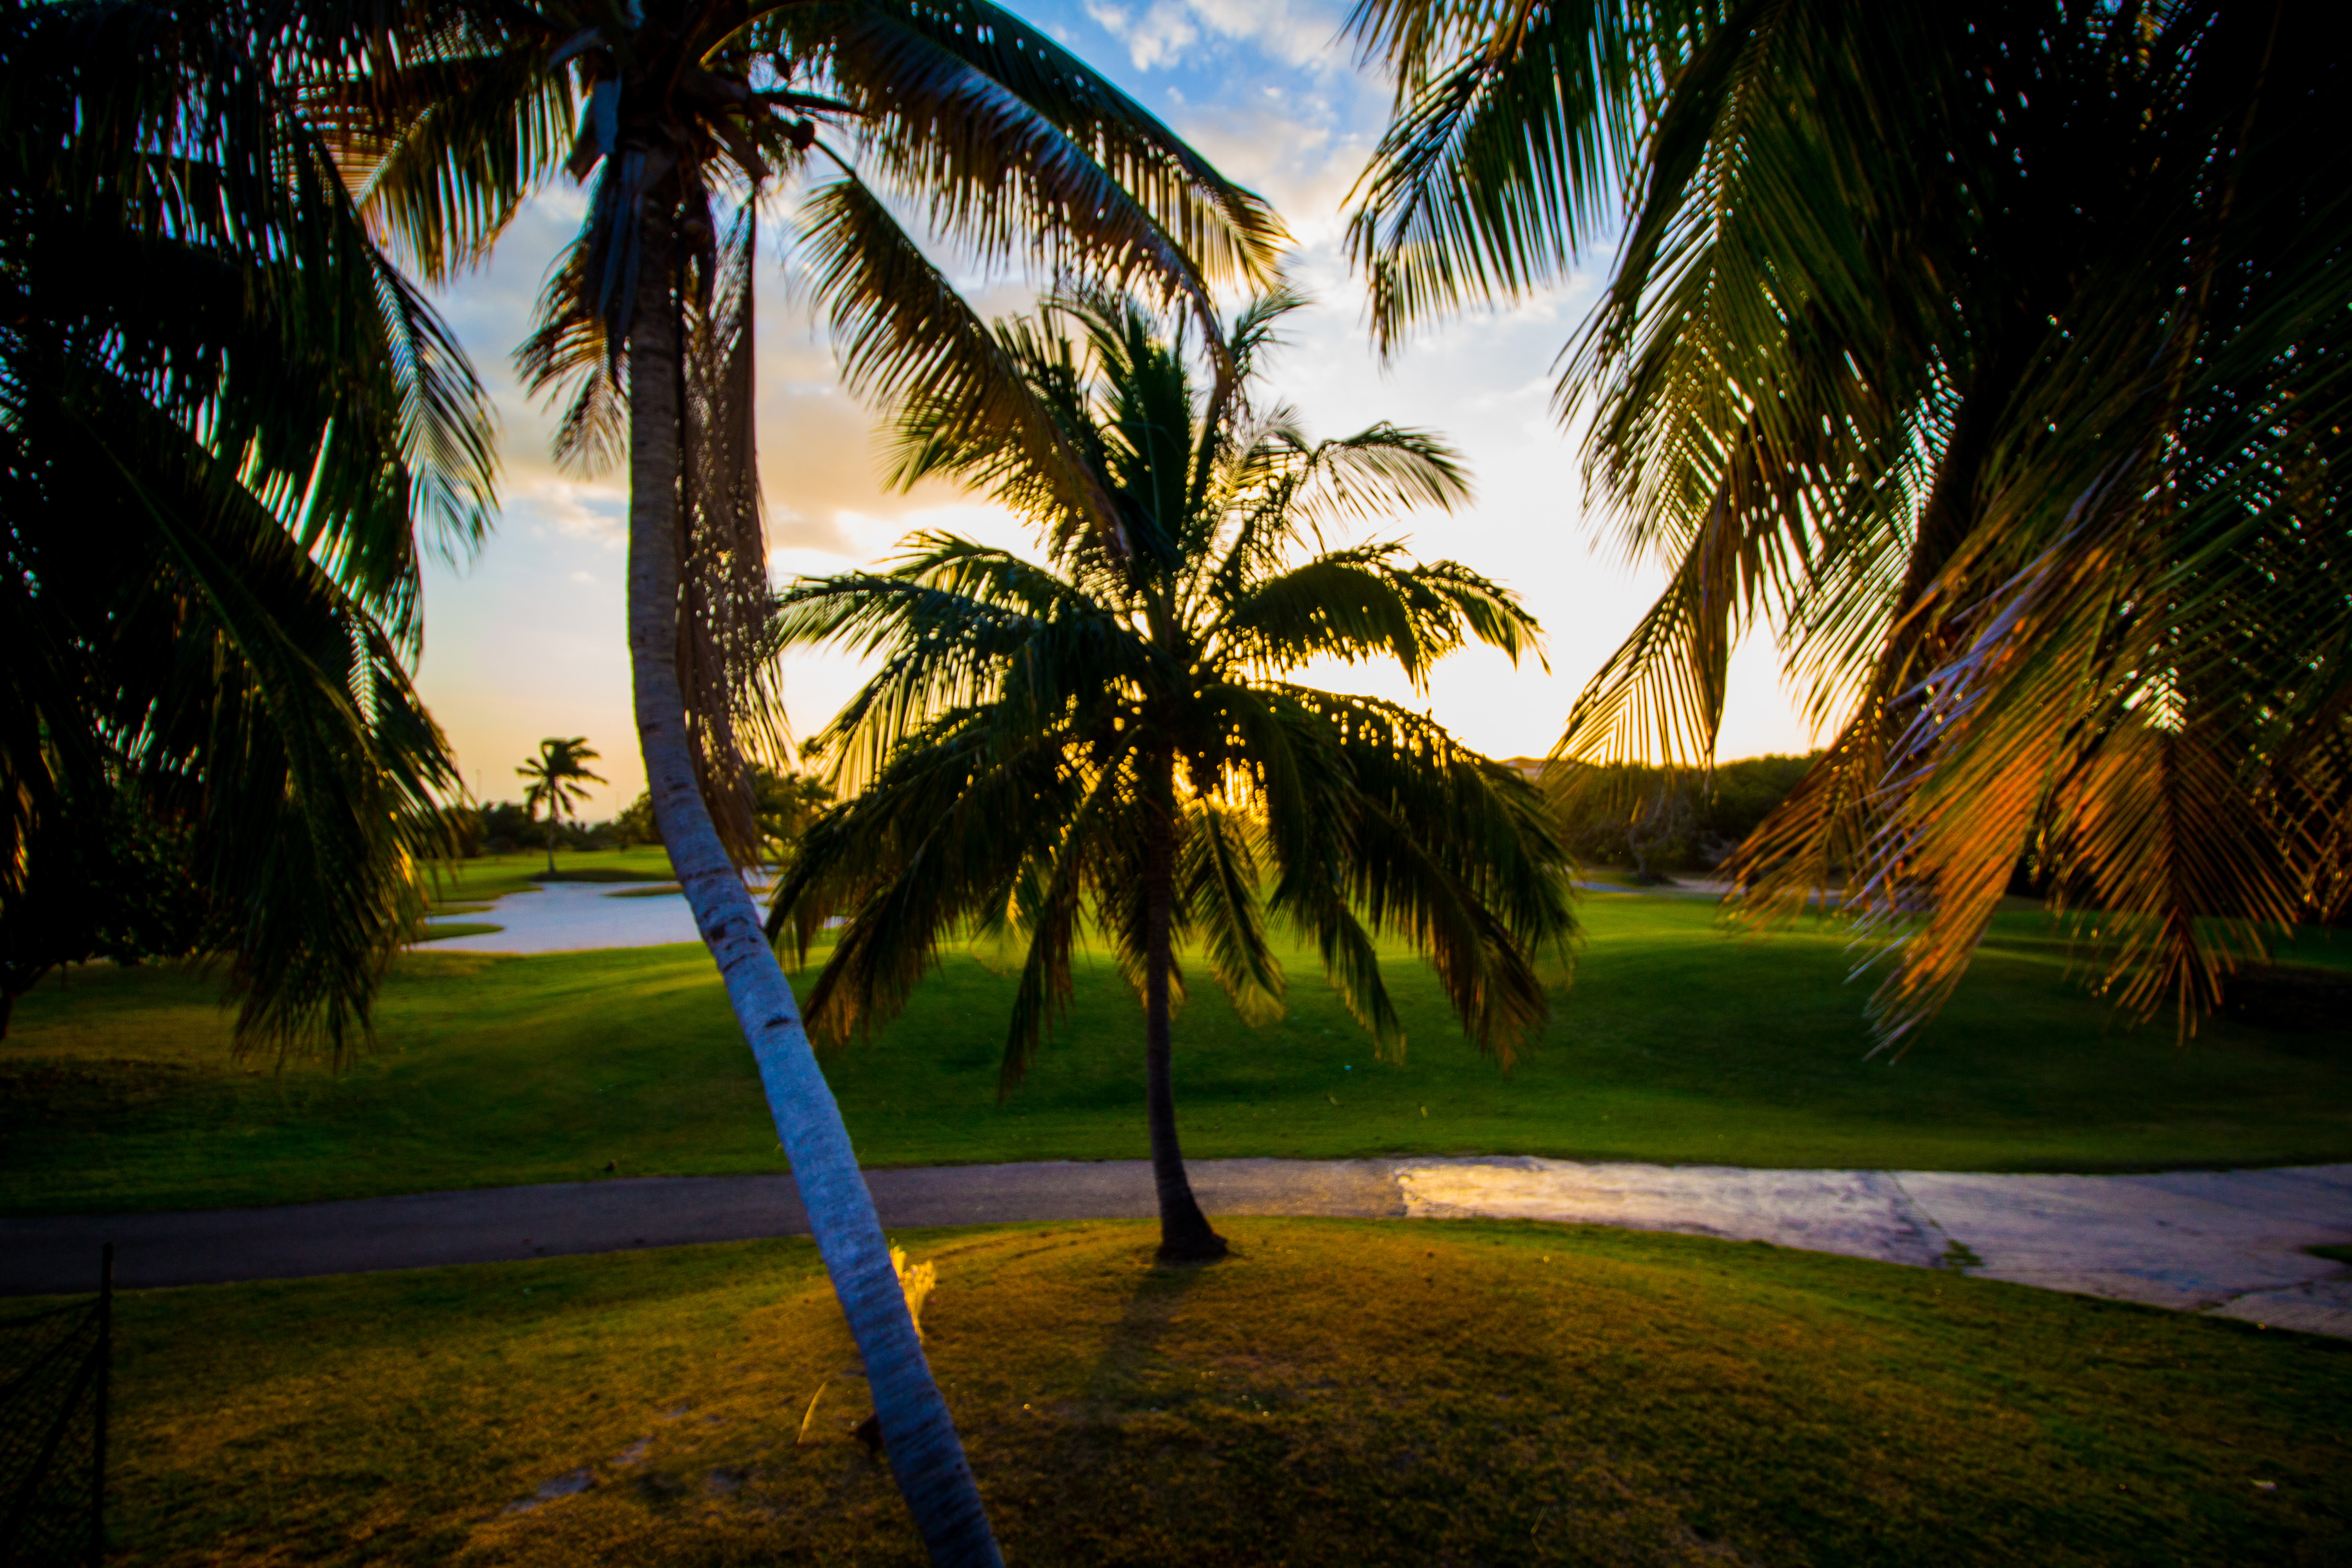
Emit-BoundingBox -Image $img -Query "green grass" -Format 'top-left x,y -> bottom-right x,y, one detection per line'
52,1219 -> 2350,1565
413,922 -> 505,942
5,896 -> 2349,1214
425,847 -> 677,904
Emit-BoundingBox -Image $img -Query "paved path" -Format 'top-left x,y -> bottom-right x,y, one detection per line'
8,1158 -> 2347,1336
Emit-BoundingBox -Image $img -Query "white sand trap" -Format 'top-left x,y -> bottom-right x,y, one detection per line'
417,881 -> 711,953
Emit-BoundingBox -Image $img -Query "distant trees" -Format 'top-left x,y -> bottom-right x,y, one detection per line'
515,738 -> 607,873
604,766 -> 833,864
1546,756 -> 1816,880
612,793 -> 660,850
753,769 -> 835,875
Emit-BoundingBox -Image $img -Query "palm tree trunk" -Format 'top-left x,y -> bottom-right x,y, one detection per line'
545,814 -> 557,875
1144,751 -> 1225,1263
625,186 -> 1001,1567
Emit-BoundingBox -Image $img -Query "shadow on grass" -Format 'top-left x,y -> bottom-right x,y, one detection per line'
1080,1254 -> 1219,1416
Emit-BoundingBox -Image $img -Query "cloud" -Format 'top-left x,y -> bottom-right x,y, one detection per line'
512,475 -> 628,544
1187,0 -> 1346,68
1086,0 -> 1345,73
1084,1 -> 1195,69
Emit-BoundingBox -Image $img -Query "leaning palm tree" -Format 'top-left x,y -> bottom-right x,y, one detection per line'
767,291 -> 1579,1259
1,2 -> 497,1058
516,737 -> 607,872
1346,0 -> 2352,1044
320,5 -> 1282,1555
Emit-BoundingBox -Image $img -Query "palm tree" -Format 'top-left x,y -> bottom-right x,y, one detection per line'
320,5 -> 1281,1554
516,737 -> 608,872
1345,1 -> 2352,1044
767,291 -> 1579,1259
2,2 -> 498,1057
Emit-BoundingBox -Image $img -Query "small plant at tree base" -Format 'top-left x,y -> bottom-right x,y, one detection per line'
515,738 -> 606,875
769,290 -> 1578,1262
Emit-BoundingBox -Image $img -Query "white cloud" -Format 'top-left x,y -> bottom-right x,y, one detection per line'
1087,0 -> 1344,73
1188,0 -> 1344,69
514,475 -> 628,544
1085,1 -> 1196,69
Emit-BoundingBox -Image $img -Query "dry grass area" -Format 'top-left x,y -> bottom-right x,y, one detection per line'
82,1218 -> 2349,1565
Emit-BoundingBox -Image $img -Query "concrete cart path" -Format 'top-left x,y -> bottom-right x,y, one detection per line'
7,1158 -> 2347,1337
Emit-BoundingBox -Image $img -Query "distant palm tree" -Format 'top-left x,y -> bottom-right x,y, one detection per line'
516,738 -> 608,873
321,4 -> 1280,1553
1345,0 -> 2352,1042
769,291 -> 1578,1259
1,2 -> 497,1058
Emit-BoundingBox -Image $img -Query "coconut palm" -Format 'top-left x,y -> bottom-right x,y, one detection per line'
1,2 -> 497,1057
767,291 -> 1579,1259
516,737 -> 608,872
1345,0 -> 2352,1043
319,5 -> 1281,1554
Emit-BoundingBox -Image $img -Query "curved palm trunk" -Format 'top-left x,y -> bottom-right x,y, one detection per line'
545,814 -> 557,874
626,193 -> 1001,1567
1144,753 -> 1225,1263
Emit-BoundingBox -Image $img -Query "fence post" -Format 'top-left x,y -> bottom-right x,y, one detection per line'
91,1244 -> 110,1568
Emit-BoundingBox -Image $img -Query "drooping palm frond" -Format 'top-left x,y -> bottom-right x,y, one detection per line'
1345,0 -> 1697,349
1352,0 -> 2352,1041
802,174 -> 1127,548
812,0 -> 1286,309
3,0 -> 497,1055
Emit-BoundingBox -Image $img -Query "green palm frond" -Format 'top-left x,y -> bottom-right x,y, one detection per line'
1177,799 -> 1284,1026
1213,546 -> 1541,685
1346,0 -> 1677,349
818,0 -> 1286,297
1354,0 -> 2352,1041
323,34 -> 578,282
4,0 -> 498,1054
801,173 -> 1126,545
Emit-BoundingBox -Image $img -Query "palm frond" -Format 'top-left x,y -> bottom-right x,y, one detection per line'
819,0 -> 1285,298
1176,799 -> 1284,1026
799,172 -> 1125,546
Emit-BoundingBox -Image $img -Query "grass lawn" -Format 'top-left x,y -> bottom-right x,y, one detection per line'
414,923 -> 506,942
45,1218 -> 2349,1565
426,847 -> 681,905
5,894 -> 2350,1214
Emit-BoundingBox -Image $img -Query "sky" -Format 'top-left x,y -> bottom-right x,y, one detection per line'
414,0 -> 1817,818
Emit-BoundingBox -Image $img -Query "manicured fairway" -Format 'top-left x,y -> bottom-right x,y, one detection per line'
5,895 -> 2349,1214
58,1219 -> 2352,1565
425,847 -> 682,902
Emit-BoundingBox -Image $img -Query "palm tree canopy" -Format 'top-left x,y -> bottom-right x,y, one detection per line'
315,0 -> 1286,867
1347,0 -> 2352,1042
517,736 -> 608,820
1,1 -> 500,1056
768,292 -> 1578,1087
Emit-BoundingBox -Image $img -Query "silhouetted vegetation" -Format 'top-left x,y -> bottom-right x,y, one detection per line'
1539,755 -> 1817,877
